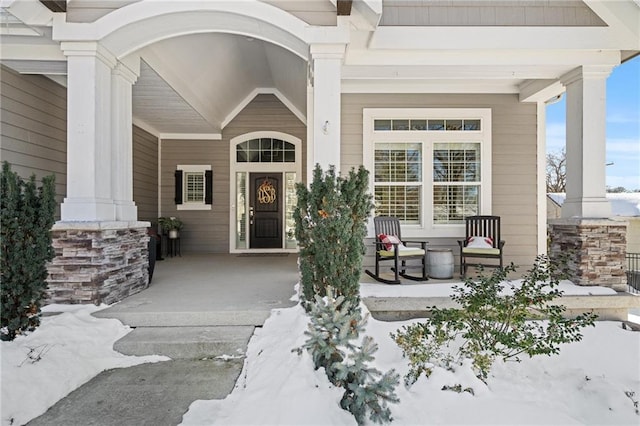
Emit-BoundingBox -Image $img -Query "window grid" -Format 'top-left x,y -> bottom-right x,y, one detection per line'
433,143 -> 481,224
285,172 -> 297,249
236,138 -> 295,163
236,173 -> 247,248
374,143 -> 422,224
185,172 -> 205,203
374,119 -> 481,132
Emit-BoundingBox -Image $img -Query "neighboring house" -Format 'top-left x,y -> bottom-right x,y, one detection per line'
1,0 -> 638,302
548,193 -> 640,253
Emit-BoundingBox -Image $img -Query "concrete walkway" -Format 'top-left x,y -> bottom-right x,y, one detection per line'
28,254 -> 300,426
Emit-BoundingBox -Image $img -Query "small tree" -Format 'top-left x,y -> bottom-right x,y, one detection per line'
1,162 -> 56,341
294,165 -> 373,307
297,288 -> 400,425
393,256 -> 597,383
546,148 -> 566,193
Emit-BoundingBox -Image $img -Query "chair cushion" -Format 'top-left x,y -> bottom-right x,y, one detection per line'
467,235 -> 494,248
378,233 -> 401,250
379,246 -> 425,257
462,247 -> 501,256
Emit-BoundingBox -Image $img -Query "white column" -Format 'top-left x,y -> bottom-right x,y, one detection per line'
111,60 -> 139,221
309,43 -> 344,173
306,76 -> 315,184
560,65 -> 612,218
60,42 -> 116,222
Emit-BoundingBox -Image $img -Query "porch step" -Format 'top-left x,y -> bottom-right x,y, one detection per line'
93,309 -> 273,327
363,293 -> 640,322
114,326 -> 255,359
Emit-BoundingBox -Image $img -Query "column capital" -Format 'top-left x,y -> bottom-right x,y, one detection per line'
560,65 -> 613,86
113,61 -> 139,85
60,41 -> 117,69
310,43 -> 346,60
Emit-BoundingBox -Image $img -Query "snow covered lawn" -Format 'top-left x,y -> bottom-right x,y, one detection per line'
1,281 -> 639,426
1,304 -> 168,426
182,282 -> 640,426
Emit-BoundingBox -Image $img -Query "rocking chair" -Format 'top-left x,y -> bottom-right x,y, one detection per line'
457,215 -> 505,278
365,216 -> 429,285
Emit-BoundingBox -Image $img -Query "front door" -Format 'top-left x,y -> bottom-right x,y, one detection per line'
250,173 -> 282,248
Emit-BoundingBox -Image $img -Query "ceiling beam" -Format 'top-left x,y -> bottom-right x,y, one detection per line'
39,0 -> 66,13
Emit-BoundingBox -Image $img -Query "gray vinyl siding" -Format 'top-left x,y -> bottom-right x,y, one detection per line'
381,0 -> 606,27
133,125 -> 159,222
160,139 -> 222,253
0,66 -> 67,218
342,93 -> 539,271
160,94 -> 306,253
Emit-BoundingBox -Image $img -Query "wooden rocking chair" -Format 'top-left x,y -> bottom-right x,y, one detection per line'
365,216 -> 429,285
457,215 -> 505,278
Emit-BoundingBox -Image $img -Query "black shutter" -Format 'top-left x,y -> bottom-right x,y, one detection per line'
174,170 -> 183,204
205,170 -> 213,205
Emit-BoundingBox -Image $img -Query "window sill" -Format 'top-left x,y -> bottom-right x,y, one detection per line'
177,204 -> 212,211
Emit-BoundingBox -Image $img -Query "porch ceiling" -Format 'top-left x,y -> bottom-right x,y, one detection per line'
134,32 -> 308,135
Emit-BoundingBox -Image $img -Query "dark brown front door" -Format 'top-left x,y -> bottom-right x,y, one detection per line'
250,173 -> 282,249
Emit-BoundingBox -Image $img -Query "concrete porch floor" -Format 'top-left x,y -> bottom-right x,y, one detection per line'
93,253 -> 640,327
93,253 -> 301,327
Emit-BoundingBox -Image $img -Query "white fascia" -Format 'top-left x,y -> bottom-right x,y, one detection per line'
132,118 -> 161,138
584,0 -> 640,46
369,26 -> 639,51
51,1 -> 311,59
519,80 -> 566,103
1,0 -> 54,26
221,88 -> 306,130
341,79 -> 521,94
160,133 -> 222,140
344,48 -> 622,68
0,42 -> 65,61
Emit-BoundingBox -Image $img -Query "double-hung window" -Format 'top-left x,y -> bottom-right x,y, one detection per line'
175,165 -> 213,210
364,108 -> 491,237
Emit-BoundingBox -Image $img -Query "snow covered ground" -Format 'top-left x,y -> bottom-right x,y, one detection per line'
1,282 -> 639,426
180,306 -> 640,425
0,304 -> 168,426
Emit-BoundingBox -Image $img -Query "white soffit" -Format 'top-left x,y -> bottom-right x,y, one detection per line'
132,60 -> 220,135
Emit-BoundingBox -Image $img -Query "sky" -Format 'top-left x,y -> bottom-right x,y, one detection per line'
546,55 -> 640,191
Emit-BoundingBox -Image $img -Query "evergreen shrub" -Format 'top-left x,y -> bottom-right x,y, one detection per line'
294,164 -> 373,307
1,162 -> 56,341
298,288 -> 400,425
392,255 -> 598,384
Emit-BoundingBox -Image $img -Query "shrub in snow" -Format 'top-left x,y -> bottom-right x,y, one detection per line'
1,162 -> 56,341
392,255 -> 598,383
294,165 -> 372,308
297,288 -> 400,425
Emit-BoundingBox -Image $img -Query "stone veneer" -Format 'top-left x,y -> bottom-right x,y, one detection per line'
549,218 -> 627,292
47,221 -> 151,305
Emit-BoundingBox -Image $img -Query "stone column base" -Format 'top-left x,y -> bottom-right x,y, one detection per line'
548,218 -> 627,291
47,221 -> 151,305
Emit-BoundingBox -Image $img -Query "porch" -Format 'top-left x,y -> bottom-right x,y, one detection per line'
91,253 -> 640,328
92,252 -> 460,327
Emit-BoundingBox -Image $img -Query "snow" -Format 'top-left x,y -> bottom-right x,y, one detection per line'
1,283 -> 639,426
1,304 -> 168,426
182,283 -> 640,426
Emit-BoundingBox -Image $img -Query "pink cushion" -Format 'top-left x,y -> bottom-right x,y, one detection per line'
378,233 -> 401,251
467,236 -> 493,248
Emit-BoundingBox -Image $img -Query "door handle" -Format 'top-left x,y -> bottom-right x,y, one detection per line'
249,207 -> 254,225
